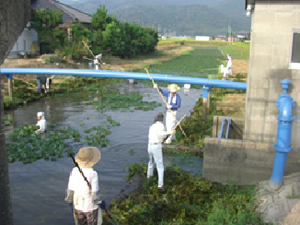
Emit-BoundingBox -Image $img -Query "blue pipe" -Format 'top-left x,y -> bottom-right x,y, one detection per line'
270,79 -> 295,188
0,68 -> 247,90
218,117 -> 226,138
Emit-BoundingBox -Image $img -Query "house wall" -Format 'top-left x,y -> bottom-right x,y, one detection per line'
8,23 -> 38,58
244,2 -> 300,150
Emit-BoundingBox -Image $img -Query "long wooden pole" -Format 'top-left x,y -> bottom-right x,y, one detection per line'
82,41 -> 95,58
145,68 -> 187,138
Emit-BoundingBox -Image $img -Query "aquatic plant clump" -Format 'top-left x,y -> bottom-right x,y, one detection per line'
4,114 -> 13,126
88,91 -> 162,112
108,163 -> 268,225
6,125 -> 80,164
6,115 -> 121,163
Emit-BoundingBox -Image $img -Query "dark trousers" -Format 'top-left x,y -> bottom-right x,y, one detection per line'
75,208 -> 98,225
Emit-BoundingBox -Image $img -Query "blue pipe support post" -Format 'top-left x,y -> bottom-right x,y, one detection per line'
0,68 -> 247,90
7,74 -> 13,99
270,79 -> 295,189
202,85 -> 211,119
89,62 -> 93,70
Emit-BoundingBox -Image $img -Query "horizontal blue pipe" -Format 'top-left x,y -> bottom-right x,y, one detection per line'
0,68 -> 247,90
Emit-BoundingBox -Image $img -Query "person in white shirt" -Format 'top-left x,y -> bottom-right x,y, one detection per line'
222,54 -> 233,80
147,112 -> 175,191
65,147 -> 105,225
35,112 -> 47,133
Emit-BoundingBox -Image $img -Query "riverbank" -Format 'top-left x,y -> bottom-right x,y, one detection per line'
1,43 -> 193,109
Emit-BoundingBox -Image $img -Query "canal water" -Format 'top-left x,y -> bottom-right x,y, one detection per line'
6,81 -> 203,225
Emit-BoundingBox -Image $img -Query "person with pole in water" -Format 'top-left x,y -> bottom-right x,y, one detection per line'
65,147 -> 106,225
153,83 -> 181,144
147,112 -> 176,191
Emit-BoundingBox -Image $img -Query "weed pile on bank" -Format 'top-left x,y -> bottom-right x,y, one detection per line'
106,163 -> 267,225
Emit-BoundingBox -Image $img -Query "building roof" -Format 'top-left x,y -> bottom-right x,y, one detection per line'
31,0 -> 91,23
245,0 -> 299,9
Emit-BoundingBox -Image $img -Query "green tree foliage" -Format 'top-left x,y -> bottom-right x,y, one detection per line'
30,7 -> 65,50
103,21 -> 158,58
91,5 -> 117,31
60,23 -> 93,60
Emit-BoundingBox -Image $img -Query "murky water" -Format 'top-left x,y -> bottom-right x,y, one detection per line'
6,82 -> 203,225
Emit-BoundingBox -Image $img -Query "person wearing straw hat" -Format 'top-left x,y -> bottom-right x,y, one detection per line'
35,112 -> 47,133
154,83 -> 181,144
65,147 -> 104,225
147,112 -> 175,190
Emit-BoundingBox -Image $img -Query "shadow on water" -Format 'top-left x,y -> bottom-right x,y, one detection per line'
7,82 -> 203,225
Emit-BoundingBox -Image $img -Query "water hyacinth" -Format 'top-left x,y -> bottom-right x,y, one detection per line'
87,91 -> 161,113
107,164 -> 267,225
6,116 -> 121,163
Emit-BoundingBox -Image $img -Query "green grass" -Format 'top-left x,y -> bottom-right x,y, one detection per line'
218,42 -> 250,60
136,46 -> 224,89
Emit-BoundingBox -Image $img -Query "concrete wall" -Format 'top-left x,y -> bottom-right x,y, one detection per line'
0,1 -> 31,224
203,138 -> 300,185
244,2 -> 300,146
0,0 -> 31,64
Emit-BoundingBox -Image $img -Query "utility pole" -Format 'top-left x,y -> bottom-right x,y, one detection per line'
228,24 -> 232,46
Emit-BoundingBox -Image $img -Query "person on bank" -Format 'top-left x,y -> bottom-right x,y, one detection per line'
65,147 -> 106,225
95,53 -> 103,70
154,83 -> 181,144
147,112 -> 175,191
35,112 -> 47,133
36,74 -> 48,93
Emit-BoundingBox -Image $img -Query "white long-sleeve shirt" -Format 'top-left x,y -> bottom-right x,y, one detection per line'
148,121 -> 171,143
68,167 -> 99,212
35,118 -> 47,133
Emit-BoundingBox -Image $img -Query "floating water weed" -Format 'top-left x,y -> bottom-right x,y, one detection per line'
4,115 -> 13,126
88,91 -> 161,112
6,125 -> 81,163
108,164 -> 268,225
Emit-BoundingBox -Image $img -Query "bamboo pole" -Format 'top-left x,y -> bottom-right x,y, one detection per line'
82,41 -> 95,58
145,68 -> 187,138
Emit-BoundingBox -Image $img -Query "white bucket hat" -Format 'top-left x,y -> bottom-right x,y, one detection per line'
168,84 -> 180,93
75,147 -> 101,168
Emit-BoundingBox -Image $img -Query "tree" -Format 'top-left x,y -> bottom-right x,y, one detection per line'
91,5 -> 118,31
30,7 -> 65,51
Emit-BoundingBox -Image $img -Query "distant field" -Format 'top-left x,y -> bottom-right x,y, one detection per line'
218,42 -> 250,60
158,39 -> 228,46
137,46 -> 223,80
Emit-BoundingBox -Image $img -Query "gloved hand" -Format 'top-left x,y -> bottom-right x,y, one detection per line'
100,200 -> 106,209
64,189 -> 74,203
167,105 -> 172,109
153,83 -> 158,89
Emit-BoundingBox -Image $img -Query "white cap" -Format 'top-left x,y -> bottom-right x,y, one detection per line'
37,112 -> 44,117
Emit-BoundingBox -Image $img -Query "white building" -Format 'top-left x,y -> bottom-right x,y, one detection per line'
8,23 -> 38,58
195,36 -> 213,41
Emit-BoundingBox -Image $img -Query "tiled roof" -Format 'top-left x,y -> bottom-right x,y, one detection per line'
31,0 -> 91,23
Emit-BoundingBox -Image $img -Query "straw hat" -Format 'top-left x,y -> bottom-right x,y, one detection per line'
168,84 -> 180,93
75,147 -> 101,168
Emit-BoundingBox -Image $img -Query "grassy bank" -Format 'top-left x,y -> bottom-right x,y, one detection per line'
104,163 -> 269,225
